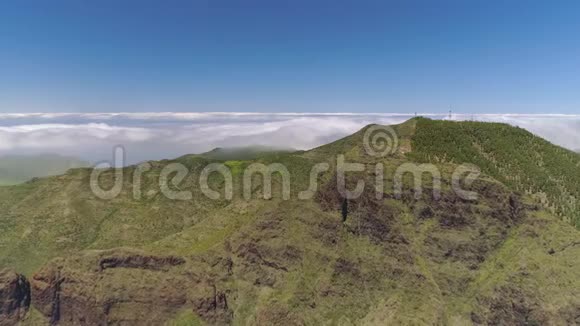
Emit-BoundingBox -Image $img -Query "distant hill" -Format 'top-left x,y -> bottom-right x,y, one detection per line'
198,145 -> 294,161
0,119 -> 578,325
0,154 -> 90,185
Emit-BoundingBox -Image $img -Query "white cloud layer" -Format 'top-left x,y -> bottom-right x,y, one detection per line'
0,113 -> 578,164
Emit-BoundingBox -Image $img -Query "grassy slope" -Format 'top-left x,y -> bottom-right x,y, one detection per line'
409,117 -> 580,228
2,119 -> 579,325
197,146 -> 294,161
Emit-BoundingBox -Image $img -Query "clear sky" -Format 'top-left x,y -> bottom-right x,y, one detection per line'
0,0 -> 579,113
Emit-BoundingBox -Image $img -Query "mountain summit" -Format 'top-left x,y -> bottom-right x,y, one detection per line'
0,119 -> 578,325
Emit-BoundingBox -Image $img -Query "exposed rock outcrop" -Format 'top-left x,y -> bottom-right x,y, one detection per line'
0,269 -> 31,325
30,249 -> 233,325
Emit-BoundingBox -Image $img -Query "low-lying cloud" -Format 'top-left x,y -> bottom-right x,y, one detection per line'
0,113 -> 578,164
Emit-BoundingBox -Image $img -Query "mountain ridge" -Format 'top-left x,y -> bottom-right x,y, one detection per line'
0,118 -> 578,325
409,118 -> 580,228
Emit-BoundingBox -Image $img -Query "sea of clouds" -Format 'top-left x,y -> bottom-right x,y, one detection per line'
0,113 -> 578,165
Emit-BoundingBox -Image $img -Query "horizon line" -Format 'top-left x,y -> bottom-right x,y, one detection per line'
0,112 -> 579,118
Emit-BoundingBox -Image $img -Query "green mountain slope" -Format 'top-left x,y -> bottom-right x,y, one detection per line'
0,119 -> 578,325
409,118 -> 580,228
198,146 -> 294,161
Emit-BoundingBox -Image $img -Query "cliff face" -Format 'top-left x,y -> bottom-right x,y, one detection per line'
22,182 -> 580,325
0,269 -> 31,325
30,249 -> 233,325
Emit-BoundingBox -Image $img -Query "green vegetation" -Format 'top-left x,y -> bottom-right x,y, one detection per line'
0,119 -> 578,325
198,145 -> 293,161
165,310 -> 205,326
409,117 -> 580,228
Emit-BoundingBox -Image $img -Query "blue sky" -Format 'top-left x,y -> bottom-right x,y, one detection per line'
0,0 -> 579,113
